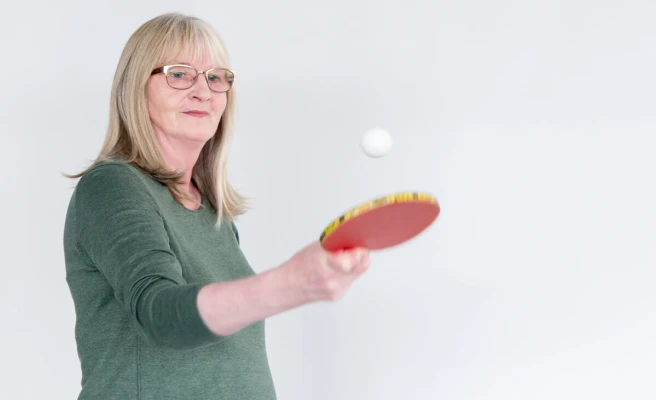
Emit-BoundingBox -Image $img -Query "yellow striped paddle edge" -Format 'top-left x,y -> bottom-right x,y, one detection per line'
319,191 -> 438,242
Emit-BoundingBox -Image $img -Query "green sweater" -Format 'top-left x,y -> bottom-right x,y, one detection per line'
63,160 -> 277,399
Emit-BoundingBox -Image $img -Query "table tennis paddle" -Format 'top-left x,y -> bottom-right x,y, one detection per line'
319,191 -> 440,251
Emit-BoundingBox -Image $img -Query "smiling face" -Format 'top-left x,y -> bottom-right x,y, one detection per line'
146,52 -> 228,145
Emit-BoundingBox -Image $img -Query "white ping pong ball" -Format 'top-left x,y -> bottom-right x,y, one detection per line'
361,128 -> 393,158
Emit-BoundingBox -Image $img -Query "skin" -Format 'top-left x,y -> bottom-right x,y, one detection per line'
146,52 -> 371,336
147,53 -> 227,209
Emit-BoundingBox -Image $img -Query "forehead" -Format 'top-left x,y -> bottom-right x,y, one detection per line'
158,39 -> 226,70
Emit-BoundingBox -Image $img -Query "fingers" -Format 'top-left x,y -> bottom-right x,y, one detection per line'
308,245 -> 371,302
352,249 -> 370,275
326,247 -> 370,274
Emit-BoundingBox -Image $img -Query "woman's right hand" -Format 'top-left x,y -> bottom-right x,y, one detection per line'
281,241 -> 371,302
198,240 -> 371,337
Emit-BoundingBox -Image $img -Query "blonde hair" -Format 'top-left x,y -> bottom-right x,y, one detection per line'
65,12 -> 247,227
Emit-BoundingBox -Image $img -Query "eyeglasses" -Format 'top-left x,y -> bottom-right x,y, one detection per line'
151,64 -> 235,93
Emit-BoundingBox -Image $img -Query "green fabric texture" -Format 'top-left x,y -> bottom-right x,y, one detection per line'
63,160 -> 276,399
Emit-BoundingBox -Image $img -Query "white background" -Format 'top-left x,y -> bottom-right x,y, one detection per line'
2,1 -> 655,399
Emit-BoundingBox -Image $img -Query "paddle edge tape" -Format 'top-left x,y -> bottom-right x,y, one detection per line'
319,191 -> 439,243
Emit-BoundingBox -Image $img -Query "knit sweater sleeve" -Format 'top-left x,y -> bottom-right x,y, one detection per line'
73,162 -> 224,349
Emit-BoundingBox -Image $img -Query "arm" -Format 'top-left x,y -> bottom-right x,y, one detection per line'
197,264 -> 305,336
75,163 -> 370,346
74,163 -> 218,349
197,241 -> 370,336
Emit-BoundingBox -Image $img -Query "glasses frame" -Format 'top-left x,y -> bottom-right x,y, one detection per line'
151,64 -> 236,93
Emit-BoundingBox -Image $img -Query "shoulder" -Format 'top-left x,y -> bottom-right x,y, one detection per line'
73,159 -> 158,211
79,159 -> 147,186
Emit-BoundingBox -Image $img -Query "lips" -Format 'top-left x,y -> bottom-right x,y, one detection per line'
183,110 -> 209,117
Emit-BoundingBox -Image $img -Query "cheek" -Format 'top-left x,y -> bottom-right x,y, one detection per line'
147,85 -> 168,124
147,79 -> 184,123
148,99 -> 169,129
212,95 -> 228,119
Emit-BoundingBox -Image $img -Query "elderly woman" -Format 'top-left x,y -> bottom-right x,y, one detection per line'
63,12 -> 370,400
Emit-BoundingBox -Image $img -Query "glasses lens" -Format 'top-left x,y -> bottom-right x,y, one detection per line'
206,69 -> 235,92
165,65 -> 197,89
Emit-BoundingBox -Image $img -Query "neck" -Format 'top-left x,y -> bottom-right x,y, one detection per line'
155,132 -> 204,195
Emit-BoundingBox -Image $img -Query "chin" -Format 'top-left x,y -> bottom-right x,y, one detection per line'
190,132 -> 217,142
180,125 -> 219,141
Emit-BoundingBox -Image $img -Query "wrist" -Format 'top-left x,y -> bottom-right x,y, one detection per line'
266,261 -> 310,308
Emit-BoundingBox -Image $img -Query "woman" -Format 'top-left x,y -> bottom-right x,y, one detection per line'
63,12 -> 370,400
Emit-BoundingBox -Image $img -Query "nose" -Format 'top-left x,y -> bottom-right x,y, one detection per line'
188,72 -> 212,101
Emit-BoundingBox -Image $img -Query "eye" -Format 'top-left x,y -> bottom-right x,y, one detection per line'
170,72 -> 185,79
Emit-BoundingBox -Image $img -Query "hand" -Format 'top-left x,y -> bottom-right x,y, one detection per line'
282,241 -> 370,302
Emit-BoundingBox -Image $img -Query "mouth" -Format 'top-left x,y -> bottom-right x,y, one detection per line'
182,110 -> 209,118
